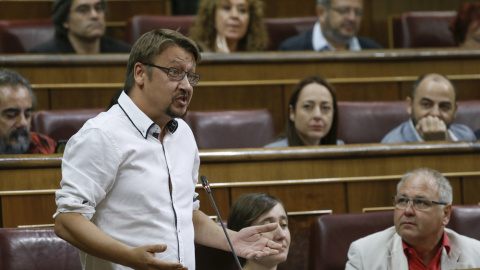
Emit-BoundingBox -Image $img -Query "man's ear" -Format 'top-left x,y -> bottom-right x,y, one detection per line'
316,5 -> 327,23
442,204 -> 452,227
62,21 -> 70,30
406,96 -> 412,116
453,102 -> 458,119
134,63 -> 146,86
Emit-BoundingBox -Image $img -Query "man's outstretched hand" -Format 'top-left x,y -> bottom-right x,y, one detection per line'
231,223 -> 282,259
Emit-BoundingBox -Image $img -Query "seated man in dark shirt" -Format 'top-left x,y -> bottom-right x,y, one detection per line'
279,0 -> 381,51
0,69 -> 57,154
28,0 -> 131,54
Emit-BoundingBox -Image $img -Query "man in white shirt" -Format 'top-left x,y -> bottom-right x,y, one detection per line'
54,29 -> 281,270
279,0 -> 381,51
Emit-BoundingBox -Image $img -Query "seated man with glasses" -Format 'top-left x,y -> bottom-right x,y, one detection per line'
28,0 -> 131,54
279,0 -> 381,51
346,167 -> 480,270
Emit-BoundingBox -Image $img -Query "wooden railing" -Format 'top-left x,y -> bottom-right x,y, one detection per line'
1,141 -> 479,228
2,49 -> 480,134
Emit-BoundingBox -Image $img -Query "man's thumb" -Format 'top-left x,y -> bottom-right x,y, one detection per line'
149,244 -> 167,253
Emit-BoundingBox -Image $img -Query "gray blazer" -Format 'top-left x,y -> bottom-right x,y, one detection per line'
346,227 -> 480,270
381,120 -> 476,143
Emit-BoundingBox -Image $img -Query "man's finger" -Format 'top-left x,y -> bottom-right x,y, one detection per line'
257,222 -> 279,233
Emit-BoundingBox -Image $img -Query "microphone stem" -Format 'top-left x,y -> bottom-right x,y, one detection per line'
206,192 -> 243,270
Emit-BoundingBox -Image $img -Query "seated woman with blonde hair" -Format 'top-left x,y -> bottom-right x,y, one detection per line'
227,193 -> 290,270
188,0 -> 268,53
265,75 -> 344,147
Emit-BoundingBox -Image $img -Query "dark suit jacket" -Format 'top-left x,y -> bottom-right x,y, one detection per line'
28,35 -> 131,53
278,29 -> 381,51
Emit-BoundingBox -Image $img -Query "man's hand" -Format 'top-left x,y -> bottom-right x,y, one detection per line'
415,116 -> 449,141
231,223 -> 282,259
127,244 -> 188,270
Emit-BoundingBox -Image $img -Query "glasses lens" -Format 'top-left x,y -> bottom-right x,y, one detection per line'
188,73 -> 200,85
393,196 -> 407,208
412,198 -> 431,210
167,68 -> 184,81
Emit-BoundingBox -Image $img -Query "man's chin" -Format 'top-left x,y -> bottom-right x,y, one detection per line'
167,107 -> 188,119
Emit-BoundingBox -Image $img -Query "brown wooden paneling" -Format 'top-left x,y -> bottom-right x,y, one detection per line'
1,194 -> 56,228
199,146 -> 480,182
230,184 -> 346,214
49,87 -> 119,110
462,176 -> 480,205
262,0 -> 316,18
334,81 -> 401,101
364,0 -> 469,48
0,2 -> 53,21
1,142 -> 479,227
195,187 -> 230,218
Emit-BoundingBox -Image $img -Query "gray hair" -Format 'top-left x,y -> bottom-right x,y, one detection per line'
0,69 -> 36,107
397,168 -> 453,204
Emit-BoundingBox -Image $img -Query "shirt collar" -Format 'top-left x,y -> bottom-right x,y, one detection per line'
312,21 -> 361,51
402,230 -> 450,255
408,118 -> 458,142
117,91 -> 163,139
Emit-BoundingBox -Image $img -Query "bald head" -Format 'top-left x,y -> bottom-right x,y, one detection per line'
411,73 -> 456,102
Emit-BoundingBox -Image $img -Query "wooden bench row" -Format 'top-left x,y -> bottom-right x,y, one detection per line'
1,141 -> 479,228
1,50 -> 479,134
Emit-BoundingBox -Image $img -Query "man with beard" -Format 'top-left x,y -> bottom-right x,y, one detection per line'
0,69 -> 56,154
381,73 -> 476,143
346,168 -> 480,269
279,0 -> 381,51
53,29 -> 282,270
28,0 -> 131,54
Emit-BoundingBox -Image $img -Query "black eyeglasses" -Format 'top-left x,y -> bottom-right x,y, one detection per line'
142,63 -> 200,86
392,195 -> 447,211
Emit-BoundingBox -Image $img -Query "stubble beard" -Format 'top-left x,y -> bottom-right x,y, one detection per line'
0,128 -> 30,154
324,17 -> 357,44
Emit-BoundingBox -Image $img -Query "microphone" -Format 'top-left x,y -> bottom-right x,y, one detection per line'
200,175 -> 243,270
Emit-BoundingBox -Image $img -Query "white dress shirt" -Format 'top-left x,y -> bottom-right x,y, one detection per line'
55,91 -> 200,269
312,21 -> 361,51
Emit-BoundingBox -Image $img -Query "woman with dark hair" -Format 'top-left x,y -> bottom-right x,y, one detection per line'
188,0 -> 268,52
228,193 -> 290,270
265,75 -> 342,147
451,1 -> 480,48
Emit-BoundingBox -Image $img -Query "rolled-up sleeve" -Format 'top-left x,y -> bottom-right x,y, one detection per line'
54,128 -> 121,220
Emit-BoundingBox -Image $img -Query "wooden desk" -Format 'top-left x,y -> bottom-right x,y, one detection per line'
2,49 -> 480,133
1,141 -> 479,228
1,141 -> 479,270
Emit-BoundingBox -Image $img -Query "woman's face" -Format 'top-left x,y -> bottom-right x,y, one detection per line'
289,83 -> 334,145
251,203 -> 290,266
215,0 -> 250,42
